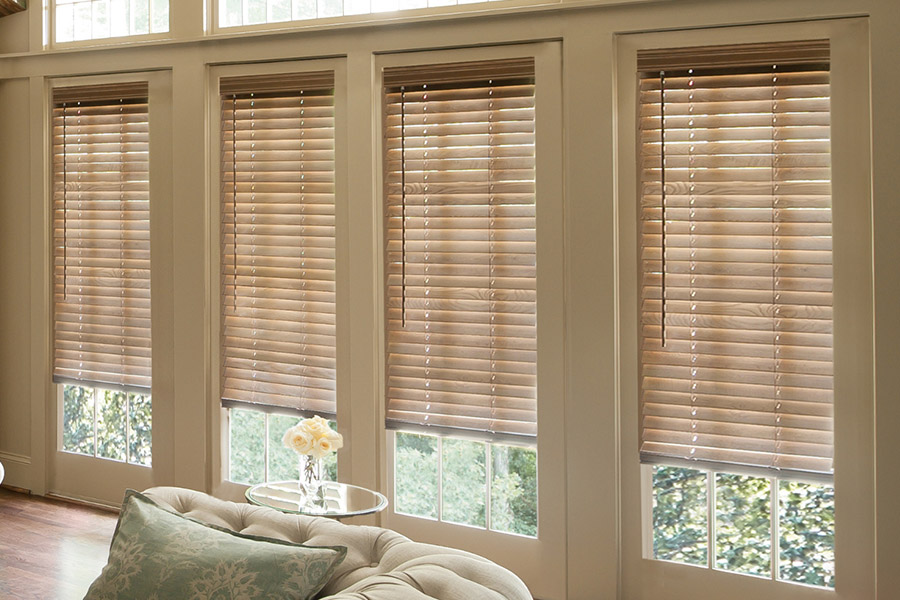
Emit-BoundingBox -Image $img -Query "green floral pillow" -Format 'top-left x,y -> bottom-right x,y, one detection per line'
84,489 -> 346,600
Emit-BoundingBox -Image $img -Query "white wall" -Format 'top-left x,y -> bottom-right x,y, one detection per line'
0,0 -> 897,598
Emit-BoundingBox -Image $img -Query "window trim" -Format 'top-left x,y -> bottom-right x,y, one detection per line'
616,18 -> 875,600
374,41 -> 566,600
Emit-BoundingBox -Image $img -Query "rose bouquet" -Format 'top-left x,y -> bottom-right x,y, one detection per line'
282,416 -> 343,505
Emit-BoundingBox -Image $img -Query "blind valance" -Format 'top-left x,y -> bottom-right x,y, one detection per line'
220,71 -> 336,417
638,42 -> 833,477
383,58 -> 538,443
52,82 -> 152,392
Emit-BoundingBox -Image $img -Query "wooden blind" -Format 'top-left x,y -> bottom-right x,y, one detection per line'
52,82 -> 152,392
638,42 -> 833,476
383,58 -> 538,443
220,71 -> 336,417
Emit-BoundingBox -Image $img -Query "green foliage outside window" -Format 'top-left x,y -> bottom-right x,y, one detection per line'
395,432 -> 439,519
97,389 -> 128,462
129,394 -> 153,466
779,480 -> 835,588
491,444 -> 538,537
63,384 -> 95,456
715,473 -> 770,576
652,465 -> 835,588
653,465 -> 709,565
62,384 -> 152,466
441,438 -> 487,527
229,408 -> 265,484
394,432 -> 537,537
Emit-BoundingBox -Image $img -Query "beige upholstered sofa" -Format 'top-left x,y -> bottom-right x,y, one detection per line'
144,486 -> 533,600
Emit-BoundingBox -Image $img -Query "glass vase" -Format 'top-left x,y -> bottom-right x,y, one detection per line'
300,454 -> 325,509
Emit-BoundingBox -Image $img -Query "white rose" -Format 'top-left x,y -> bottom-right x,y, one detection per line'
283,426 -> 315,455
302,415 -> 330,438
325,428 -> 343,451
310,436 -> 335,459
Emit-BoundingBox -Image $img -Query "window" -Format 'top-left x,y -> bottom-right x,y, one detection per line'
638,40 -> 835,586
216,0 -> 507,29
52,81 -> 153,464
54,0 -> 169,44
383,58 -> 538,536
219,71 -> 338,483
228,407 -> 337,484
61,384 -> 152,465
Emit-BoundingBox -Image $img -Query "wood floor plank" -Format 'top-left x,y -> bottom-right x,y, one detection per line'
0,488 -> 118,600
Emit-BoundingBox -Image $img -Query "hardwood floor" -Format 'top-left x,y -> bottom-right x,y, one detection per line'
0,487 -> 118,600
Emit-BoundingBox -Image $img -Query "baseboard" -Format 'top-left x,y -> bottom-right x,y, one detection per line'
45,491 -> 122,513
0,450 -> 31,490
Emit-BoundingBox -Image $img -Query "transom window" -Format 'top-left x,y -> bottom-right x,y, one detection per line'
54,0 -> 169,44
217,0 -> 507,29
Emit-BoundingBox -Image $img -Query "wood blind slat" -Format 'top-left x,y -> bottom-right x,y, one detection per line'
638,44 -> 833,476
384,59 -> 537,443
52,83 -> 152,392
220,73 -> 336,416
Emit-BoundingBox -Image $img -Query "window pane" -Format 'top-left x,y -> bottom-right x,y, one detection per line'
317,0 -> 343,17
222,0 -> 243,26
779,480 -> 835,588
74,2 -> 93,40
268,0 -> 292,21
151,0 -> 168,32
131,0 -> 150,34
322,420 -> 338,481
63,384 -> 94,456
109,0 -> 130,36
92,0 -> 111,39
96,389 -> 127,462
395,432 -> 438,519
128,393 -> 152,466
715,473 -> 771,576
229,408 -> 265,484
268,413 -> 301,481
344,0 -> 369,15
441,438 -> 486,528
652,465 -> 708,565
490,444 -> 537,537
247,0 -> 267,23
56,4 -> 76,42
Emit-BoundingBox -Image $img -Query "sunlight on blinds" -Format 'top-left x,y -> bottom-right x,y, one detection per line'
219,71 -> 337,416
638,41 -> 833,476
383,58 -> 538,443
52,82 -> 152,392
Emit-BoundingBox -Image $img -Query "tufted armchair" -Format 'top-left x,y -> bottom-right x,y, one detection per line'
144,486 -> 533,600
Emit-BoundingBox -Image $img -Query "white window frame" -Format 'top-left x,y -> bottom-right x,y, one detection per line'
617,18 -> 875,600
375,42 -> 566,600
207,57 -> 350,504
46,0 -> 172,49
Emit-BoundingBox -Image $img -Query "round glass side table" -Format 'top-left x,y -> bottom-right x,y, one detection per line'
246,480 -> 388,519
